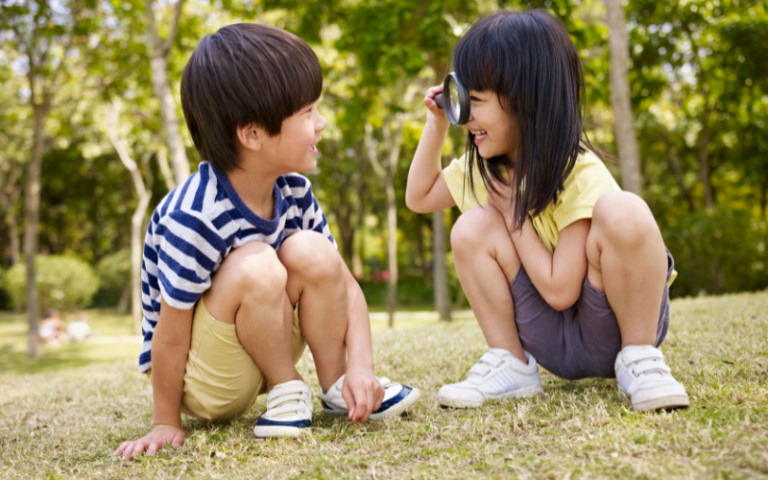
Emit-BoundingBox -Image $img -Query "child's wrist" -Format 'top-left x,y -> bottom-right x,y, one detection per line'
425,115 -> 450,135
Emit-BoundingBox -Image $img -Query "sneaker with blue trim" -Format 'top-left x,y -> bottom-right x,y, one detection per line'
253,380 -> 313,437
319,374 -> 420,420
437,348 -> 543,408
615,345 -> 689,411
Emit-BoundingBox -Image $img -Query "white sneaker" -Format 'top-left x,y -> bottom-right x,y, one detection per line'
615,345 -> 689,411
253,380 -> 313,437
437,349 -> 543,408
319,375 -> 421,420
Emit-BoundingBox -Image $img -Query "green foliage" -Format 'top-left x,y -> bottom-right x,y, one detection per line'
95,249 -> 131,291
3,256 -> 100,312
664,207 -> 768,297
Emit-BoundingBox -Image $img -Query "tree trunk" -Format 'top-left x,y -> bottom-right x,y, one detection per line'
131,193 -> 152,334
699,123 -> 714,208
149,54 -> 189,185
25,106 -> 47,358
664,153 -> 697,212
8,211 -> 20,266
606,0 -> 643,196
432,209 -> 451,321
760,176 -> 768,221
156,145 -> 176,192
385,177 -> 397,328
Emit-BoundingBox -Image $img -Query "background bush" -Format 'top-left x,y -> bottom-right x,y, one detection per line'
92,249 -> 131,308
664,207 -> 768,297
3,255 -> 100,312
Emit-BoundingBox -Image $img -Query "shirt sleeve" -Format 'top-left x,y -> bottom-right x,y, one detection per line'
152,209 -> 226,310
295,177 -> 337,249
442,154 -> 486,213
552,153 -> 621,231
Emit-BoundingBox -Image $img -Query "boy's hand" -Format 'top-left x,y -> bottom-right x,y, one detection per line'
113,424 -> 186,458
341,367 -> 385,422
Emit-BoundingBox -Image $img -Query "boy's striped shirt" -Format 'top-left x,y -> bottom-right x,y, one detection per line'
139,162 -> 335,372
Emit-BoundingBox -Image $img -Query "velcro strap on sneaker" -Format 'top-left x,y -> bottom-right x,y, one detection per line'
633,360 -> 672,377
479,351 -> 505,368
468,364 -> 491,377
622,347 -> 664,366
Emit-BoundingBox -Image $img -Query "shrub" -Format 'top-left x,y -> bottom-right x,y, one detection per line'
3,255 -> 100,312
663,207 -> 768,297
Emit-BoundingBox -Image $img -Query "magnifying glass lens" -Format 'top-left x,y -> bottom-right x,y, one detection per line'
449,79 -> 461,119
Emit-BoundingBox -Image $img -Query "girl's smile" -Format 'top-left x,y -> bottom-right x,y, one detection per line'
464,90 -> 518,162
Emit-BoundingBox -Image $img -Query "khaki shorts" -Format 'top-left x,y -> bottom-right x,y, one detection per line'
151,297 -> 306,420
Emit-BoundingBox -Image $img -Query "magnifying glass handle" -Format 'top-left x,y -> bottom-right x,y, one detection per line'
433,93 -> 444,109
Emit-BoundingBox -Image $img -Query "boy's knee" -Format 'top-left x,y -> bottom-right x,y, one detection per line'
450,206 -> 503,252
279,231 -> 343,282
225,243 -> 288,295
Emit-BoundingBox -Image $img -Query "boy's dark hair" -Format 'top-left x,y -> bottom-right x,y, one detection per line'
181,23 -> 323,173
455,10 -> 600,230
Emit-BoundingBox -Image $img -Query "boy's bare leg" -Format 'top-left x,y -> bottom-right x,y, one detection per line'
204,241 -> 302,388
586,192 -> 668,347
451,206 -> 527,363
278,231 -> 348,392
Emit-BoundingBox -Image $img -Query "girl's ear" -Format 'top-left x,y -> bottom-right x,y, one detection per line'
235,123 -> 265,152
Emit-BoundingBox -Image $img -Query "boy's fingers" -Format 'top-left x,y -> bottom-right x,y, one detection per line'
342,385 -> 356,420
147,442 -> 160,456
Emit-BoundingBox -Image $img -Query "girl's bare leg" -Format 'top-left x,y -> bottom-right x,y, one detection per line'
586,192 -> 668,347
451,206 -> 526,363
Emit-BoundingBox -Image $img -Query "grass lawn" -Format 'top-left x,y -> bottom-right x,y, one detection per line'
1,292 -> 767,479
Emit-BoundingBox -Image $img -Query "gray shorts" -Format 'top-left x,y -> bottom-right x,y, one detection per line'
510,249 -> 673,380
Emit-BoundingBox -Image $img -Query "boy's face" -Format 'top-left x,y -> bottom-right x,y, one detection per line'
260,102 -> 326,174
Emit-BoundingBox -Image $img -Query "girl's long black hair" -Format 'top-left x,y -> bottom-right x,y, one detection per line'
455,10 -> 601,230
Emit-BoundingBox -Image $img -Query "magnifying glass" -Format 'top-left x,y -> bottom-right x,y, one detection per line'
432,72 -> 470,125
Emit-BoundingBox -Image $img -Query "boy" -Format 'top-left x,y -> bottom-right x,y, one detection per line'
114,23 -> 419,458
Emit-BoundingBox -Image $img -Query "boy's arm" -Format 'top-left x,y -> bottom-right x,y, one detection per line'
113,298 -> 192,458
405,85 -> 457,214
341,263 -> 385,422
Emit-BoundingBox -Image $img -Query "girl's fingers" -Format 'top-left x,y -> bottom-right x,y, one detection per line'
341,385 -> 356,420
113,441 -> 128,455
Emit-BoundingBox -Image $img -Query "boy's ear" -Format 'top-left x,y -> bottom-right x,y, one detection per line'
235,123 -> 265,152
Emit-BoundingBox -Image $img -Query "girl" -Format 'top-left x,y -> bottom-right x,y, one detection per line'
405,10 -> 688,411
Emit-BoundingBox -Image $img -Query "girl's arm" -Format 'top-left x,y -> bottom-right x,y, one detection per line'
488,172 -> 589,311
509,216 -> 590,311
405,85 -> 456,214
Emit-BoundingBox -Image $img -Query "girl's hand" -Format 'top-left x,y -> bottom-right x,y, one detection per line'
423,85 -> 450,131
487,166 -> 517,232
113,424 -> 187,458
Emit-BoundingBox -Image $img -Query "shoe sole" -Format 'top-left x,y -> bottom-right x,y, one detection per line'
618,386 -> 690,411
253,425 -> 310,438
323,387 -> 421,420
437,384 -> 544,409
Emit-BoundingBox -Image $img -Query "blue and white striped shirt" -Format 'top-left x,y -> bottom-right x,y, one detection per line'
139,162 -> 335,372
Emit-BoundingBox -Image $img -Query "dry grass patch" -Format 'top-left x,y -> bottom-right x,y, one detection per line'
1,292 -> 767,479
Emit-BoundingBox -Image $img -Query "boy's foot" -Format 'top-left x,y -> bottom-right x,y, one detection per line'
253,380 -> 313,438
437,349 -> 543,408
615,345 -> 689,411
319,375 -> 421,420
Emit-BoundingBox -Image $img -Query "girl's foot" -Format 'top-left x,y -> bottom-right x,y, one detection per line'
319,375 -> 421,420
253,380 -> 313,437
615,345 -> 689,411
437,349 -> 543,408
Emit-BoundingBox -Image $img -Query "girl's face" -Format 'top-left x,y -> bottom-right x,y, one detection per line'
464,90 -> 519,163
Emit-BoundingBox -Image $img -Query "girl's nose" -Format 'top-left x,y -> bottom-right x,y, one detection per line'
316,111 -> 327,132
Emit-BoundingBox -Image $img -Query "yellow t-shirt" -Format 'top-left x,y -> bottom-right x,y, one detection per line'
442,149 -> 677,285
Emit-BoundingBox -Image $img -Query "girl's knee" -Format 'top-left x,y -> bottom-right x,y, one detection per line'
592,192 -> 659,248
450,206 -> 506,251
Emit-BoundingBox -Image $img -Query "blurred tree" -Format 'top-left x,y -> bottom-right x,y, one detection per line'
1,0 -> 104,357
606,0 -> 642,195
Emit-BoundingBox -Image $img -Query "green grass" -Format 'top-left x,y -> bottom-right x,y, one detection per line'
1,292 -> 767,479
